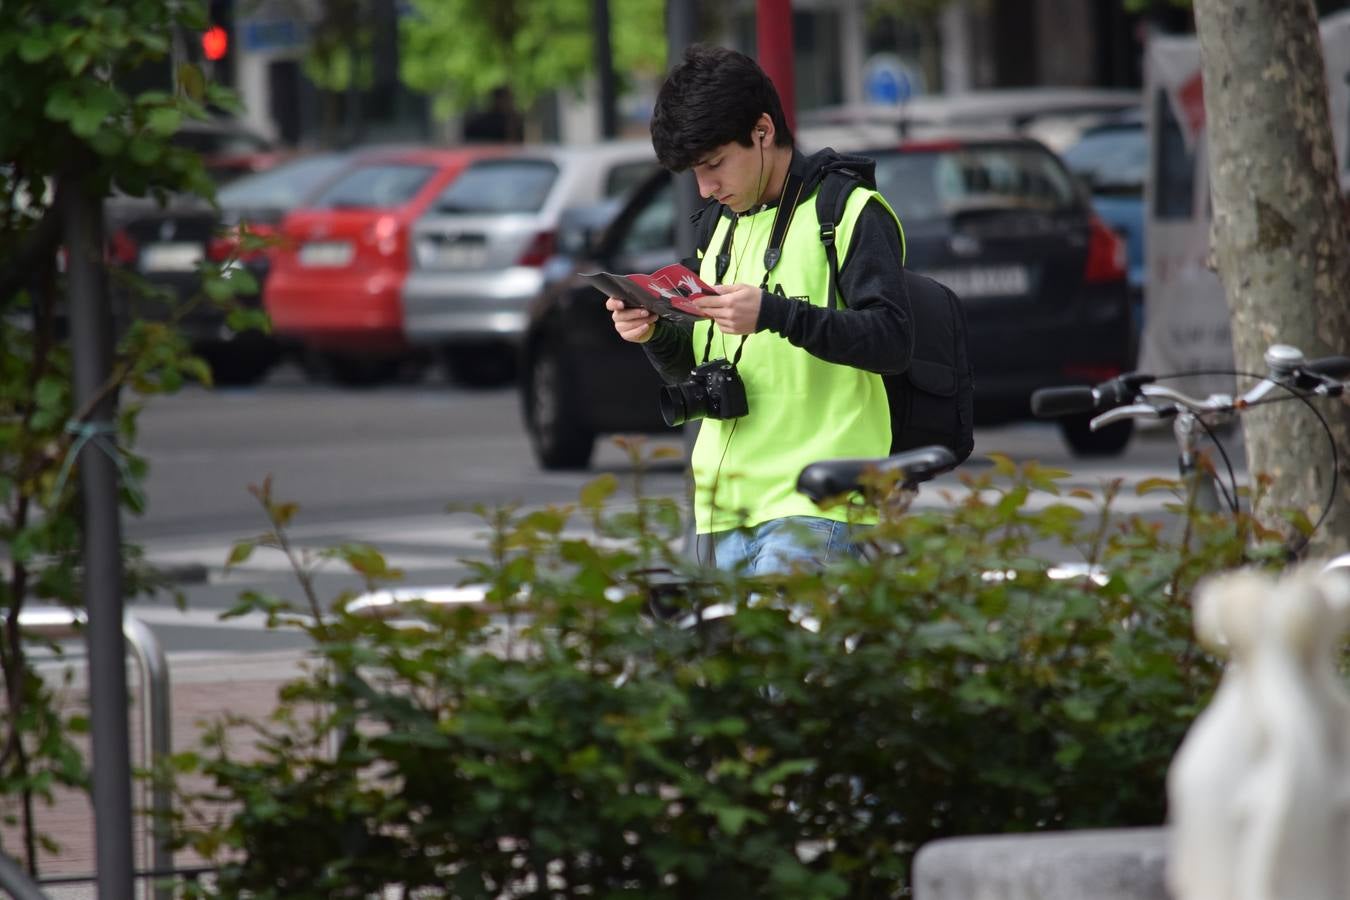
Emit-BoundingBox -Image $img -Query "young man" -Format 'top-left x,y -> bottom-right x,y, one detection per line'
607,45 -> 912,574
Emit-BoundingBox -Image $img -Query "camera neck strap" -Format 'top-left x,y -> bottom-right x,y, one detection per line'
701,323 -> 746,366
711,171 -> 805,284
760,172 -> 805,287
703,171 -> 806,365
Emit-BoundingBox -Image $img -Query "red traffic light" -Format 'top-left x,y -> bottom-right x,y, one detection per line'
202,25 -> 229,61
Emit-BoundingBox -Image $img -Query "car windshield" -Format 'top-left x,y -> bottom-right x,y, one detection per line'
433,159 -> 559,213
873,144 -> 1079,222
308,163 -> 436,210
217,155 -> 350,209
1061,124 -> 1148,194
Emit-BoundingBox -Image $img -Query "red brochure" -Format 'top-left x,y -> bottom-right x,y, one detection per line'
580,263 -> 715,325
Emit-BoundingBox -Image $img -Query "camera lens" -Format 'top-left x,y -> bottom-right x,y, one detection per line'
660,381 -> 706,426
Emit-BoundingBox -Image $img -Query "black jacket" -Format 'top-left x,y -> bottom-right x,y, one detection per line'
642,147 -> 911,384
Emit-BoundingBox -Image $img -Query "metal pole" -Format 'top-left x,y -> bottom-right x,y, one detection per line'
61,178 -> 136,899
756,0 -> 796,132
666,0 -> 700,259
592,0 -> 618,138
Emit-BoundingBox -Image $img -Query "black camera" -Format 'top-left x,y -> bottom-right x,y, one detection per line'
660,359 -> 749,427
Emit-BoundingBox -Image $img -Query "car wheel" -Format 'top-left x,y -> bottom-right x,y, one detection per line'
526,345 -> 595,470
196,338 -> 279,388
1059,414 -> 1134,456
322,353 -> 401,387
445,345 -> 517,388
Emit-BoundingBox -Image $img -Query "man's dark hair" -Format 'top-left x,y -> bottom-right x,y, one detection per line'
650,45 -> 794,172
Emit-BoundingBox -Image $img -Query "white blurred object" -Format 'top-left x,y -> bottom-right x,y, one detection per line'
1167,566 -> 1350,900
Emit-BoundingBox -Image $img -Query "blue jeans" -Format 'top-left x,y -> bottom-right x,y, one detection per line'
709,516 -> 861,575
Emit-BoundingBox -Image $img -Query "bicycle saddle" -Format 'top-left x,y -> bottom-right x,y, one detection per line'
795,445 -> 959,504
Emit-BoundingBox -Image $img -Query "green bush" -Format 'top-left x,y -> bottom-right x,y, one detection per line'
169,452 -> 1290,898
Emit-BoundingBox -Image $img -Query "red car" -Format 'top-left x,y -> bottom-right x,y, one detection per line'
264,147 -> 504,384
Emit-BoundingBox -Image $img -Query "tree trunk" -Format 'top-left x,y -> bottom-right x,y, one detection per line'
1192,0 -> 1350,557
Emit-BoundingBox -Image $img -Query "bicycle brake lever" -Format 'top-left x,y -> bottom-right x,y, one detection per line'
1090,401 -> 1176,431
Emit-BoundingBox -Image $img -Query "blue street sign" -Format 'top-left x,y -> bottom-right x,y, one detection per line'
863,54 -> 920,105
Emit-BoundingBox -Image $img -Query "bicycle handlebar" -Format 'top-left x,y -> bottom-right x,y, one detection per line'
1030,349 -> 1348,431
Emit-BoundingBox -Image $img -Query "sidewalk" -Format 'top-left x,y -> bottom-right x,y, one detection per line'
3,649 -> 313,899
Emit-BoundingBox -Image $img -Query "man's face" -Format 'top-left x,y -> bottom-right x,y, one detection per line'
690,138 -> 767,214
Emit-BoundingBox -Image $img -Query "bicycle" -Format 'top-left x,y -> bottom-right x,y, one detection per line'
1028,343 -> 1350,558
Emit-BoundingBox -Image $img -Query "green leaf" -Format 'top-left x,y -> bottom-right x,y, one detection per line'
987,452 -> 1016,476
43,87 -> 76,122
146,106 -> 182,136
91,129 -> 125,156
202,273 -> 237,302
226,541 -> 256,569
18,35 -> 53,62
1061,696 -> 1098,723
750,758 -> 814,794
128,134 -> 162,166
579,473 -> 617,509
1136,477 -> 1181,496
177,64 -> 206,102
711,804 -> 756,836
221,265 -> 258,295
224,307 -> 270,334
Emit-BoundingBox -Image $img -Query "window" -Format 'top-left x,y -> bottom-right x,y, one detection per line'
604,161 -> 660,199
1062,123 -> 1148,195
434,160 -> 559,214
217,154 -> 351,208
309,163 -> 435,209
617,180 -> 675,257
873,144 -> 1079,223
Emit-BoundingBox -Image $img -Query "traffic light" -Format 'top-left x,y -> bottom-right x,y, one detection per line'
202,25 -> 228,61
202,0 -> 235,84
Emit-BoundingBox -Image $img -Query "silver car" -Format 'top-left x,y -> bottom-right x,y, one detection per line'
402,140 -> 660,385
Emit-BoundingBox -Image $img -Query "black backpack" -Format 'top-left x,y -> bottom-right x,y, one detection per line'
817,170 -> 975,464
691,168 -> 976,465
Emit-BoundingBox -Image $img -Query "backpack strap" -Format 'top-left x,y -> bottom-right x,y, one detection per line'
816,170 -> 862,311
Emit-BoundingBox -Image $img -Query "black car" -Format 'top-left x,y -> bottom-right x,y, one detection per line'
520,136 -> 1132,469
106,151 -> 352,385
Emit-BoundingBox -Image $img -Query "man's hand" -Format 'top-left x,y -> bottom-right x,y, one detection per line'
697,283 -> 761,335
606,297 -> 656,343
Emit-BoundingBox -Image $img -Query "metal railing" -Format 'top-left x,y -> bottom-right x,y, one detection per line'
19,606 -> 172,900
0,848 -> 50,900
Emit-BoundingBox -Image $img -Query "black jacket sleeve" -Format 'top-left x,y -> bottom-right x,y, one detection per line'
754,197 -> 913,375
641,318 -> 696,385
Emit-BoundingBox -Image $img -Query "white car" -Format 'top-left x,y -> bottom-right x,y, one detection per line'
401,140 -> 660,386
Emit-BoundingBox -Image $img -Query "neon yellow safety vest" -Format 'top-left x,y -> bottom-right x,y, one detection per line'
691,184 -> 904,533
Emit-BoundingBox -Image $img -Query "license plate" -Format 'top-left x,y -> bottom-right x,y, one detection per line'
298,241 -> 354,267
420,241 -> 486,269
139,242 -> 203,273
923,265 -> 1031,298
